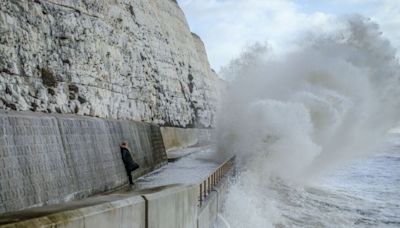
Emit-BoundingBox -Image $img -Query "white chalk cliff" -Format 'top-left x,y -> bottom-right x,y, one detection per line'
0,0 -> 218,127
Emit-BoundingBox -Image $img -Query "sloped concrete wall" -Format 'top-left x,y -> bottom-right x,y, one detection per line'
160,127 -> 213,151
0,111 -> 69,212
0,110 -> 167,213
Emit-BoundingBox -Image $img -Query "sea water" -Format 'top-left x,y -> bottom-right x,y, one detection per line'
269,134 -> 400,227
217,134 -> 399,228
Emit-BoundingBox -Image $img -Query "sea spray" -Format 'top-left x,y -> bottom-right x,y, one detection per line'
215,214 -> 232,228
217,16 -> 400,227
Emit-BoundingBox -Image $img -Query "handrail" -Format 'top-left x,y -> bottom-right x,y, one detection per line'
198,155 -> 235,207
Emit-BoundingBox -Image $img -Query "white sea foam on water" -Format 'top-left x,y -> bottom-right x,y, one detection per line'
216,15 -> 400,227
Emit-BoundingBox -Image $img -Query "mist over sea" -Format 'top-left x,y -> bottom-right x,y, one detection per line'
215,15 -> 400,227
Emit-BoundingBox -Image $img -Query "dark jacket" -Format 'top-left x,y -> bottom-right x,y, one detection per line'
120,147 -> 139,172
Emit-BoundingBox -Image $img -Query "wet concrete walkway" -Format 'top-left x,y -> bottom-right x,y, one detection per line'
135,145 -> 219,189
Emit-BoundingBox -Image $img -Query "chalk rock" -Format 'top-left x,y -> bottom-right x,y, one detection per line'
0,0 -> 219,127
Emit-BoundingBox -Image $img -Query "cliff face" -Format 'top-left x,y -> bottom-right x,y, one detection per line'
0,0 -> 218,127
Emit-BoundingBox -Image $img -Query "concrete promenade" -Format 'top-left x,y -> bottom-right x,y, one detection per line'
0,145 -> 232,228
135,145 -> 219,189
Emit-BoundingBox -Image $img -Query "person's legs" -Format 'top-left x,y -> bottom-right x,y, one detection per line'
127,169 -> 134,185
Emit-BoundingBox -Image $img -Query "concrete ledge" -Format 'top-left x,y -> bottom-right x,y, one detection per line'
0,194 -> 145,228
0,180 -> 232,228
143,185 -> 198,228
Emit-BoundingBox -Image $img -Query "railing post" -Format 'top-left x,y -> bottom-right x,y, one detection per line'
210,177 -> 212,193
199,184 -> 203,207
213,173 -> 215,186
197,156 -> 235,208
203,180 -> 207,198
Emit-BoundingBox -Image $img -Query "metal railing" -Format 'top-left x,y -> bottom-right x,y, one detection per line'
198,156 -> 235,207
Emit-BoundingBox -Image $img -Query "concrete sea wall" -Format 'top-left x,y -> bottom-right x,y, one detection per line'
160,127 -> 213,151
197,173 -> 230,228
197,191 -> 218,228
0,110 -> 167,213
0,193 -> 147,228
144,185 -> 198,228
0,182 -> 230,228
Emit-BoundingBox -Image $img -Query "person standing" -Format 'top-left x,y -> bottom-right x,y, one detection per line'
120,141 -> 139,186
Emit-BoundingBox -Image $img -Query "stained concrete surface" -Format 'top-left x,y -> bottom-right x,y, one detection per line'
0,111 -> 167,213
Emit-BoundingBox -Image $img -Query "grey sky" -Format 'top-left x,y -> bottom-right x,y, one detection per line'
177,0 -> 400,72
